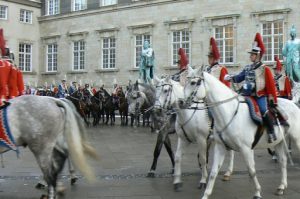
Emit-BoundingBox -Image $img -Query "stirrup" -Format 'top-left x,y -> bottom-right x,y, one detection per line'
268,133 -> 277,143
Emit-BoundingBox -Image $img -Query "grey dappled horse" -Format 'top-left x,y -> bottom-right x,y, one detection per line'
126,81 -> 176,176
0,96 -> 97,199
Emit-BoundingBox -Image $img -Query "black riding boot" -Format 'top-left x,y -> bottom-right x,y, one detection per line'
263,113 -> 277,143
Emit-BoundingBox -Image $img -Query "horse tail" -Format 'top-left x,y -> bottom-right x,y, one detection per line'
55,98 -> 98,183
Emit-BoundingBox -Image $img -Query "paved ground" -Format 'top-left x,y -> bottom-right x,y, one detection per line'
1,121 -> 300,199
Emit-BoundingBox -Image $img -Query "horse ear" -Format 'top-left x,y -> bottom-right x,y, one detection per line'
186,66 -> 194,78
153,76 -> 161,86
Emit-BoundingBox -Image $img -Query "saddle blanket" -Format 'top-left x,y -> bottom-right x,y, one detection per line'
245,96 -> 263,125
0,107 -> 18,153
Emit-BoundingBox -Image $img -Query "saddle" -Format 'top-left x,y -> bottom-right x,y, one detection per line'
0,101 -> 10,110
244,96 -> 288,126
0,104 -> 18,153
244,96 -> 289,148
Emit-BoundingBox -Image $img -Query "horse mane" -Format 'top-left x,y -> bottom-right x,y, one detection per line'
138,83 -> 156,105
203,72 -> 236,98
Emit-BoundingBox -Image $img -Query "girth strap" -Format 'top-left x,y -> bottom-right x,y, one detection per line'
181,125 -> 193,143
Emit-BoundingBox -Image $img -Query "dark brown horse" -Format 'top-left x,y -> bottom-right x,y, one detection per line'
66,91 -> 90,126
117,88 -> 128,125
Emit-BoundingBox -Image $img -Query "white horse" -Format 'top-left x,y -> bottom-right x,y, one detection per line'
154,76 -> 235,191
0,96 -> 97,199
184,68 -> 300,199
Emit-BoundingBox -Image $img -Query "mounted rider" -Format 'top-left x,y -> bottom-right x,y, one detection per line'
0,29 -> 24,107
225,33 -> 278,143
205,37 -> 230,87
58,79 -> 68,98
274,56 -> 292,100
68,81 -> 78,95
172,48 -> 189,86
82,83 -> 93,104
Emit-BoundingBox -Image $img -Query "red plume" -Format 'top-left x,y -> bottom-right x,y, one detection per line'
209,37 -> 220,60
178,48 -> 189,70
254,33 -> 265,56
0,29 -> 6,56
274,56 -> 282,72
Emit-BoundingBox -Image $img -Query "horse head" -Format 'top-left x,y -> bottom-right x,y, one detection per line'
184,66 -> 206,105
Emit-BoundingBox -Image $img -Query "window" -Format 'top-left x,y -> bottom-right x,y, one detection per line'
73,0 -> 86,11
73,41 -> 85,70
101,0 -> 117,6
102,37 -> 116,69
262,21 -> 284,62
47,0 -> 59,15
215,25 -> 234,64
19,43 -> 32,72
20,9 -> 33,24
0,5 -> 8,20
172,30 -> 191,66
47,44 -> 57,72
135,34 -> 151,68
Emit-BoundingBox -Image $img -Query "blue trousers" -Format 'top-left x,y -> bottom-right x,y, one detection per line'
255,96 -> 268,116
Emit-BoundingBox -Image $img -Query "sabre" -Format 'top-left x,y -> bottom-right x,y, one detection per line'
1,154 -> 4,168
275,113 -> 294,166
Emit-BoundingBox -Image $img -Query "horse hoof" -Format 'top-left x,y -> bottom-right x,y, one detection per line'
40,194 -> 48,199
222,175 -> 231,181
173,183 -> 183,192
35,182 -> 47,189
170,168 -> 175,175
198,182 -> 207,190
71,176 -> 78,185
276,188 -> 285,196
253,196 -> 262,199
147,171 -> 155,178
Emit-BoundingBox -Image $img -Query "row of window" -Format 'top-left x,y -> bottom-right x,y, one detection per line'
0,5 -> 33,24
46,0 -> 118,15
17,20 -> 284,72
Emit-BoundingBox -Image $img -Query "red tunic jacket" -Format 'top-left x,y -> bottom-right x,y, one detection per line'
8,66 -> 18,98
0,59 -> 12,101
17,69 -> 24,96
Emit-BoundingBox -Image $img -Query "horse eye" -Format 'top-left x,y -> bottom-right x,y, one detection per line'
191,81 -> 196,86
164,89 -> 168,93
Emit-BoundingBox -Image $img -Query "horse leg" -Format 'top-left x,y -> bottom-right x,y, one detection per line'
147,131 -> 165,177
197,139 -> 208,190
223,150 -> 235,181
130,114 -> 134,126
240,147 -> 262,199
274,142 -> 288,195
36,148 -> 67,199
68,158 -> 78,185
202,143 -> 226,199
164,134 -> 175,174
173,137 -> 188,191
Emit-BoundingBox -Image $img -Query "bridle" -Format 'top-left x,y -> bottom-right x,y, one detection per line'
184,75 -> 240,149
154,83 -> 174,111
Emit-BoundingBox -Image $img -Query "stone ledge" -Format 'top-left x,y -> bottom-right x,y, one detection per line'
128,68 -> 139,72
22,71 -> 37,75
41,71 -> 60,75
67,70 -> 88,74
223,63 -> 240,68
163,66 -> 178,70
95,68 -> 120,73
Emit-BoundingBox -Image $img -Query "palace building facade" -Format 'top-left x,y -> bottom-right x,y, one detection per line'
1,0 -> 300,88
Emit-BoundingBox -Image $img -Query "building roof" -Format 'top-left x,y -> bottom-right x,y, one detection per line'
2,0 -> 41,8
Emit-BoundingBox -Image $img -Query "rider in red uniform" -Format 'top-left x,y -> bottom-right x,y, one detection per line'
274,56 -> 292,99
0,29 -> 12,106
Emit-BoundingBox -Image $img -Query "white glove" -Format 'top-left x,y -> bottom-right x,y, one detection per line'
224,74 -> 232,81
